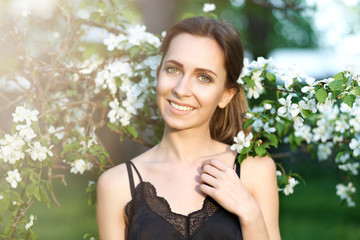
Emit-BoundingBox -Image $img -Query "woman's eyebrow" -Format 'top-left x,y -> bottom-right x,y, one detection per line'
164,59 -> 183,68
165,59 -> 217,77
194,68 -> 217,77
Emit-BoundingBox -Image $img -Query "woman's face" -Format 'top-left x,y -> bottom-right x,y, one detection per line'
156,33 -> 236,131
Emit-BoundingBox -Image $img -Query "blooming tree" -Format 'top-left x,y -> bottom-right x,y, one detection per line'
0,0 -> 359,239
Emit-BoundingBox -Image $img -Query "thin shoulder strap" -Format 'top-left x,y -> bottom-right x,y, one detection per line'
235,154 -> 241,178
125,161 -> 143,198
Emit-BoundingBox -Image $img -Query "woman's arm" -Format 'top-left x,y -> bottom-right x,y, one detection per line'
200,156 -> 281,240
96,164 -> 130,240
240,156 -> 280,239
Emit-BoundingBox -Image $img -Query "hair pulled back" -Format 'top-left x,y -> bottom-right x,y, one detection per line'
159,16 -> 249,145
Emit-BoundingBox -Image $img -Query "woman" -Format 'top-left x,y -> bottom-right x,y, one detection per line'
97,16 -> 280,240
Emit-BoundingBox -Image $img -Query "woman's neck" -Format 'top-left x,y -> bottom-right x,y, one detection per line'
156,126 -> 224,164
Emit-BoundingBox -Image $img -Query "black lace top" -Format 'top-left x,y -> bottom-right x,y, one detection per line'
124,160 -> 243,240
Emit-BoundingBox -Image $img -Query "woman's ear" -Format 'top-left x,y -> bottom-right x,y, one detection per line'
218,88 -> 238,109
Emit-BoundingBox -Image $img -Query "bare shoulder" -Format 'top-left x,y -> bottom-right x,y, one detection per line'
240,155 -> 277,194
97,162 -> 132,207
97,163 -> 129,191
241,155 -> 276,173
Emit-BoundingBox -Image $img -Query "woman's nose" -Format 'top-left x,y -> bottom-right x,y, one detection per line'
173,75 -> 192,98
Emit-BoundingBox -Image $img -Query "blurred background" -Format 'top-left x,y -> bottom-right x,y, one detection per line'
1,0 -> 360,239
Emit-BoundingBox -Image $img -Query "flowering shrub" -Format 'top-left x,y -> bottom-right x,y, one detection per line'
0,0 -> 359,239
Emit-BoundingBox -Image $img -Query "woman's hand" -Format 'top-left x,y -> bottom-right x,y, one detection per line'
200,157 -> 280,240
199,158 -> 259,218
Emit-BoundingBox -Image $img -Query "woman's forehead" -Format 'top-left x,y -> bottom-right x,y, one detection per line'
163,33 -> 226,74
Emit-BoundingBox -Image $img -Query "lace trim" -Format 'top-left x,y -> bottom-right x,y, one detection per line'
125,181 -> 220,239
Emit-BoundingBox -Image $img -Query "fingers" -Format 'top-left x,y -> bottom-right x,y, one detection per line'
200,158 -> 232,189
199,183 -> 215,197
202,158 -> 228,172
200,170 -> 217,187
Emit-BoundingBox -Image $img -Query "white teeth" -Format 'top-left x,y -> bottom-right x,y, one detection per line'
170,101 -> 194,111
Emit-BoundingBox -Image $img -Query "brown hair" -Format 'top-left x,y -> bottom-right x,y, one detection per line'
159,16 -> 248,145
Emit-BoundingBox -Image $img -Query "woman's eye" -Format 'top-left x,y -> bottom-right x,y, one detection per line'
166,67 -> 179,74
198,75 -> 212,83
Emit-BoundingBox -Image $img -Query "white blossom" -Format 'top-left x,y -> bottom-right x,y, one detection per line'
108,98 -> 121,123
15,124 -> 36,142
5,169 -> 22,188
127,25 -> 160,47
349,138 -> 360,156
336,153 -> 350,164
264,103 -> 272,110
26,142 -> 53,161
336,182 -> 356,207
240,59 -> 250,78
70,159 -> 93,174
280,74 -> 294,90
230,131 -> 253,153
317,142 -> 333,161
203,3 -> 216,12
25,215 -> 35,230
294,125 -> 313,144
317,94 -> 334,112
0,134 -> 25,164
108,61 -> 132,77
237,76 -> 244,85
263,122 -> 276,133
293,116 -> 304,128
338,162 -> 359,175
278,95 -> 297,119
251,119 -> 263,132
48,125 -> 65,140
283,177 -> 299,195
301,77 -> 316,96
312,118 -> 333,143
298,97 -> 317,116
103,33 -> 125,51
247,70 -> 264,99
349,114 -> 360,132
335,117 -> 350,133
12,106 -> 39,125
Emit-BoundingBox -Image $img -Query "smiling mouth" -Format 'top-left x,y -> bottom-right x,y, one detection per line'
169,101 -> 195,111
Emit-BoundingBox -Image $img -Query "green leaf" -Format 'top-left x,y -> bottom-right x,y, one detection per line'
26,183 -> 37,199
266,72 -> 276,83
86,181 -> 96,193
241,145 -> 252,154
255,145 -> 267,157
129,46 -> 140,59
315,88 -> 327,104
30,230 -> 38,240
244,77 -> 255,88
333,72 -> 345,82
244,119 -> 255,130
301,109 -> 311,119
126,126 -> 139,138
329,80 -> 343,91
354,86 -> 360,96
331,90 -> 341,100
236,153 -> 248,164
265,133 -> 278,148
275,122 -> 285,137
343,94 -> 356,108
46,181 -> 54,192
4,224 -> 12,236
0,195 -> 10,213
